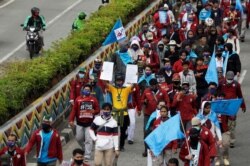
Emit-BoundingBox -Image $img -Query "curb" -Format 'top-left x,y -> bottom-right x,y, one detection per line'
27,127 -> 74,165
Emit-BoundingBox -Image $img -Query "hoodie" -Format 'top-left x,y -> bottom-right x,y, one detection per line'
197,101 -> 222,140
157,40 -> 166,67
128,39 -> 144,61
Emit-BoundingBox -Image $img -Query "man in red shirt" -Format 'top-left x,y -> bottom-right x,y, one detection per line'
172,82 -> 197,131
0,133 -> 26,166
25,115 -> 63,166
69,84 -> 100,162
70,68 -> 89,105
218,71 -> 246,148
141,78 -> 170,157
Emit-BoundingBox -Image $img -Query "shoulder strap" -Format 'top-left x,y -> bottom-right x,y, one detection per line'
96,119 -> 109,132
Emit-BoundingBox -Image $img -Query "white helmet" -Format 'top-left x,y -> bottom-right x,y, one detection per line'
205,18 -> 214,26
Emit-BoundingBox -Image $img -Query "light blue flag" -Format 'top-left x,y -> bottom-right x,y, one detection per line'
235,0 -> 243,13
211,99 -> 243,116
205,47 -> 218,85
145,113 -> 185,156
145,111 -> 157,130
102,19 -> 126,46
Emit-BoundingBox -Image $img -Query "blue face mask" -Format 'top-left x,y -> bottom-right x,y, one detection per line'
7,141 -> 15,148
102,112 -> 111,119
79,73 -> 85,79
82,90 -> 91,96
209,88 -> 216,95
165,66 -> 172,71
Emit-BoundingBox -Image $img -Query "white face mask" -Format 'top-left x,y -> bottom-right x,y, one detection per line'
226,79 -> 233,84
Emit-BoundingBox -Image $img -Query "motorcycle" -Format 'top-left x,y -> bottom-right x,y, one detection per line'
20,24 -> 42,59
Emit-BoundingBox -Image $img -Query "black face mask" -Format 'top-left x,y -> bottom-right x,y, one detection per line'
42,123 -> 51,133
74,159 -> 84,165
216,53 -> 222,57
190,137 -> 199,149
158,46 -> 164,51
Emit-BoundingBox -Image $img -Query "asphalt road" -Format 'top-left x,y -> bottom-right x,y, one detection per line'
0,0 -> 102,62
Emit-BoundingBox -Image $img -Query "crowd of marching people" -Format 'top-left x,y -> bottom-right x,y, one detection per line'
0,0 -> 249,165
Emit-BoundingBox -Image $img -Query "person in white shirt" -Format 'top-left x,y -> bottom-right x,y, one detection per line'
89,103 -> 119,166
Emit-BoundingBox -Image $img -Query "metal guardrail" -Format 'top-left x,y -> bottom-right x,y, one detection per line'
0,0 -> 161,148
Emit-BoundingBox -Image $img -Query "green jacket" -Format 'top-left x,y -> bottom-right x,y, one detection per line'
23,15 -> 46,30
72,18 -> 85,31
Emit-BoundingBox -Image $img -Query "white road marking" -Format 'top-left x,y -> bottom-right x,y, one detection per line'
0,0 -> 15,9
239,70 -> 247,84
0,0 -> 82,64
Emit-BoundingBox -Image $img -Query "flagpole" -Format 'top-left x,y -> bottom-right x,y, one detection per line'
179,113 -> 191,154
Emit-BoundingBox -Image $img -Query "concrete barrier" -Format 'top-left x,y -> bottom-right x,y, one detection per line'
0,0 -> 162,148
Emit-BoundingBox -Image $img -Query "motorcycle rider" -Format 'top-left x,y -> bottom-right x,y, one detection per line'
72,12 -> 87,31
23,7 -> 46,49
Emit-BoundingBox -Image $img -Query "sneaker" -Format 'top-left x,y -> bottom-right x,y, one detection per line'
230,143 -> 234,148
215,160 -> 220,166
128,140 -> 134,144
142,151 -> 147,157
223,159 -> 230,166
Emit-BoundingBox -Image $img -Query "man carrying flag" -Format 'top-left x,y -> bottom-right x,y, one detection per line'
218,70 -> 246,148
147,106 -> 178,166
144,113 -> 184,158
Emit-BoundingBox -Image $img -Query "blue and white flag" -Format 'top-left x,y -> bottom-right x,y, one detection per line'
145,113 -> 185,156
211,99 -> 243,116
102,19 -> 126,46
205,47 -> 218,85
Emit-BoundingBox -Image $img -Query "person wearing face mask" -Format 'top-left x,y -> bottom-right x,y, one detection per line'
141,79 -> 170,157
62,148 -> 89,166
186,117 -> 217,161
196,102 -> 222,151
223,4 -> 241,30
148,106 -> 178,166
179,128 -> 211,166
153,4 -> 175,36
89,103 -> 119,166
201,82 -> 218,103
180,14 -> 197,41
222,43 -> 241,78
194,57 -> 208,109
165,40 -> 180,65
70,68 -> 89,105
105,74 -> 133,151
138,66 -> 156,93
211,1 -> 222,27
110,40 -> 133,75
128,39 -> 144,63
88,58 -> 105,92
215,48 -> 224,69
178,3 -> 198,25
207,26 -> 218,51
69,84 -> 100,162
172,82 -> 197,131
218,71 -> 246,148
179,61 -> 197,94
157,41 -> 167,68
224,29 -> 240,54
138,22 -> 151,43
173,50 -> 193,73
158,58 -> 174,84
89,74 -> 104,109
0,133 -> 26,166
25,115 -> 63,166
143,43 -> 160,73
194,35 -> 210,57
